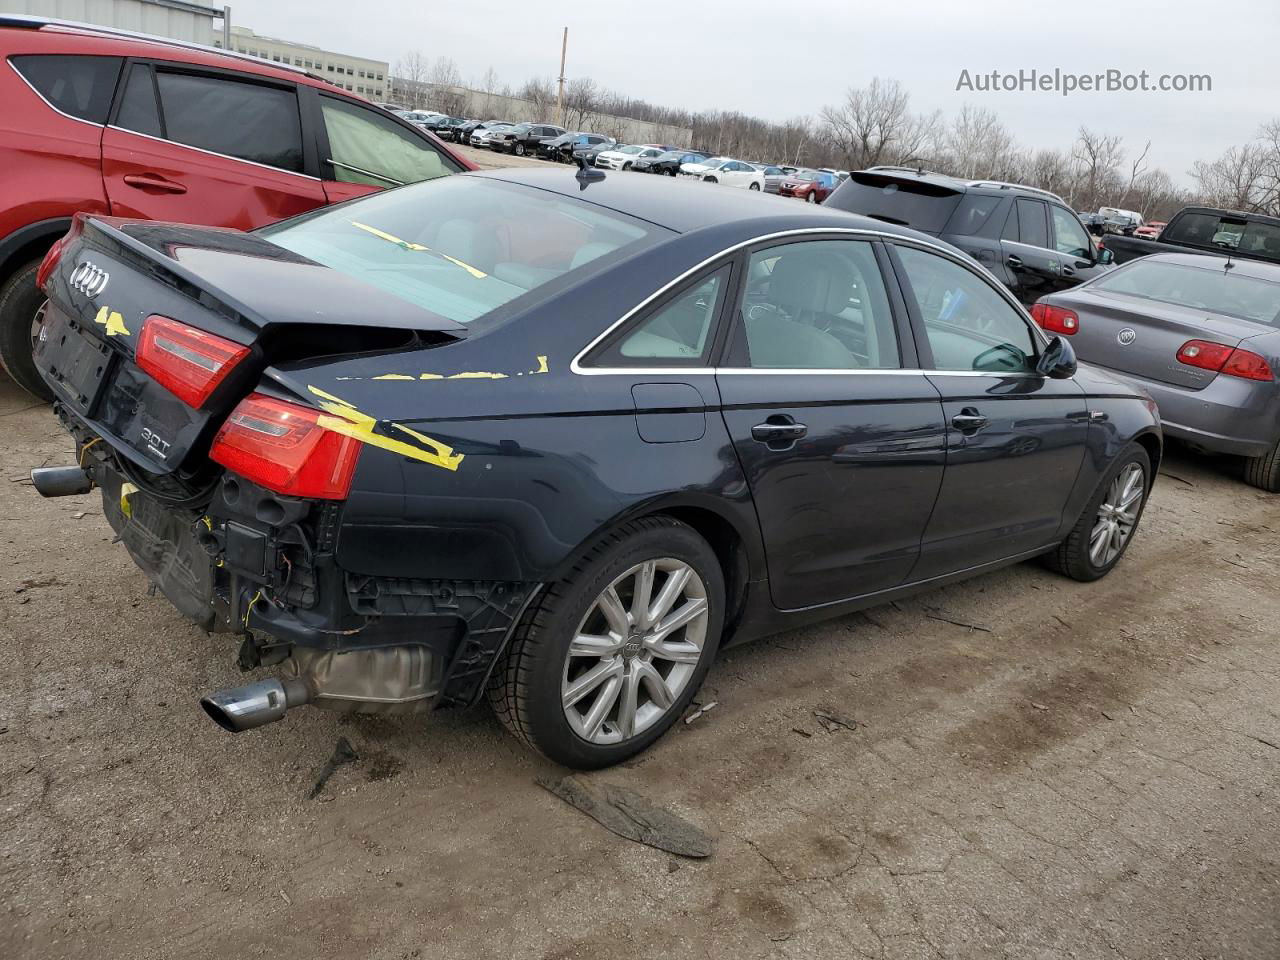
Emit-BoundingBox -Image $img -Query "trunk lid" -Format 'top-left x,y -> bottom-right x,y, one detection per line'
1064,287 -> 1264,389
35,216 -> 465,475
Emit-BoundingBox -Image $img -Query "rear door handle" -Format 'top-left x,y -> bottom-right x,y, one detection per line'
122,174 -> 187,194
751,416 -> 807,446
951,408 -> 988,433
1006,255 -> 1023,268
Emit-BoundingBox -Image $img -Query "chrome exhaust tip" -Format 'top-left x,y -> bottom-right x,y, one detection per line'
200,677 -> 311,733
31,465 -> 93,498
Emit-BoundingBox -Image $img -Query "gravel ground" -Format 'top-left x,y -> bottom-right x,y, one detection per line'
2,352 -> 1279,958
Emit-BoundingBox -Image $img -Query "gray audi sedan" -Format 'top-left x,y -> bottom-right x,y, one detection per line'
1032,252 -> 1280,491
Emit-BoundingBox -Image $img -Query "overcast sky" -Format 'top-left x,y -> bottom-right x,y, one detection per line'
234,0 -> 1277,184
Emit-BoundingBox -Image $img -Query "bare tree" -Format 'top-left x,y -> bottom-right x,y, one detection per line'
819,78 -> 939,170
518,77 -> 557,121
564,77 -> 599,130
394,50 -> 430,108
1072,127 -> 1125,210
943,105 -> 1019,179
1191,142 -> 1269,213
427,58 -> 466,116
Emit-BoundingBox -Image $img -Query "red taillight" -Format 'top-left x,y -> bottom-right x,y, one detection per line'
210,393 -> 361,500
36,215 -> 86,292
136,315 -> 250,407
1030,302 -> 1079,335
1176,339 -> 1275,382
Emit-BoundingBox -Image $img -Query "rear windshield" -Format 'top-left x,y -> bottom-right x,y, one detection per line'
826,173 -> 964,233
1090,258 -> 1280,326
1164,214 -> 1280,261
260,176 -> 665,330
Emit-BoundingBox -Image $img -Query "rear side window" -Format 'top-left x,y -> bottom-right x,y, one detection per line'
946,194 -> 1002,236
1015,199 -> 1049,248
598,267 -> 731,364
154,71 -> 303,172
320,96 -> 458,186
115,64 -> 162,138
11,55 -> 122,123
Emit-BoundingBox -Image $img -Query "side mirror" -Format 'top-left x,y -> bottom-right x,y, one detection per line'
1037,335 -> 1078,379
1097,248 -> 1115,265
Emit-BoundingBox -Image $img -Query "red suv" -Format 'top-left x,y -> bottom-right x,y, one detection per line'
0,16 -> 474,398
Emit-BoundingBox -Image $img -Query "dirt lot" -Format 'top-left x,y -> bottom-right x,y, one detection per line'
454,142 -> 559,170
3,353 -> 1280,960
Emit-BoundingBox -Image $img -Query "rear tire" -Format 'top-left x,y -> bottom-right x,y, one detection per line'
515,143 -> 526,156
1243,439 -> 1280,492
487,516 -> 724,769
749,182 -> 761,191
1043,442 -> 1150,582
0,258 -> 53,401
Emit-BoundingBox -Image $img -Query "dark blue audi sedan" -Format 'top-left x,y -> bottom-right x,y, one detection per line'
31,167 -> 1161,768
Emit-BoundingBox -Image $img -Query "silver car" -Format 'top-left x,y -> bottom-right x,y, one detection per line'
1033,252 -> 1280,490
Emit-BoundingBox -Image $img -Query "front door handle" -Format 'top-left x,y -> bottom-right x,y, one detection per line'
951,408 -> 989,434
1062,264 -> 1075,277
751,415 -> 807,447
1006,255 -> 1023,268
122,174 -> 187,194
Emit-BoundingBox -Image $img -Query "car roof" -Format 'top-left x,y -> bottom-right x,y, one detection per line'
853,166 -> 1067,204
471,167 -> 946,241
1,15 -> 338,92
1139,252 -> 1280,282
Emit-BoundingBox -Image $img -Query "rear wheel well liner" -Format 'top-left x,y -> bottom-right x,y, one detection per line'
0,217 -> 73,283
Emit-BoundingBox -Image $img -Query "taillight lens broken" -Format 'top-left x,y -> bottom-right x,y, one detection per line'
210,393 -> 361,500
1030,302 -> 1079,336
136,315 -> 250,407
1177,339 -> 1275,382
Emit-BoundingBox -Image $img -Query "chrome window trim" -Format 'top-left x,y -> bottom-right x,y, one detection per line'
7,57 -> 108,129
105,125 -> 322,182
571,226 -> 1049,376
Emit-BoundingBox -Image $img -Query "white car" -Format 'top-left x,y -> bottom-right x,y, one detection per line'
679,157 -> 765,191
470,123 -> 514,148
594,144 -> 665,171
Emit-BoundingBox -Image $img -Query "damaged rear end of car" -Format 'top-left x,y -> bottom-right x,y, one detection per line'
32,212 -> 543,732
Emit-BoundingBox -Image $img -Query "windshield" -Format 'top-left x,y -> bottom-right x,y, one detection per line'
511,123 -> 531,134
793,170 -> 818,181
1091,258 -> 1280,326
616,145 -> 644,155
261,177 -> 666,330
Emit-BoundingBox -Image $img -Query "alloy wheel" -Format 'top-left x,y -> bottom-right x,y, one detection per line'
561,558 -> 709,744
1090,463 -> 1144,567
30,300 -> 47,352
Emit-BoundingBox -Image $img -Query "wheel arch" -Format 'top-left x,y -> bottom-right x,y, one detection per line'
0,217 -> 73,284
1133,428 -> 1162,479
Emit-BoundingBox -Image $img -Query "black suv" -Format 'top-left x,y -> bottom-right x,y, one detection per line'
491,122 -> 565,156
825,167 -> 1115,304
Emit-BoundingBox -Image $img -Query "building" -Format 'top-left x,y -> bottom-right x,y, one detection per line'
8,0 -> 225,44
226,26 -> 387,100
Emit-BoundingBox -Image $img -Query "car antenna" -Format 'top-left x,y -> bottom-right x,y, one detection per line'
1224,251 -> 1235,272
574,154 -> 605,189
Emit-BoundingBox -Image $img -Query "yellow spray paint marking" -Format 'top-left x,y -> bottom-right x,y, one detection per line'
93,305 -> 131,337
308,385 -> 464,472
348,221 -> 487,279
530,355 -> 549,374
445,371 -> 506,380
119,482 -> 138,518
371,373 -> 415,381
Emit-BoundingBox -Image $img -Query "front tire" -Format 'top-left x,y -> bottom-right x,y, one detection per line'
749,182 -> 761,191
806,191 -> 817,204
0,258 -> 53,401
515,143 -> 526,156
1043,442 -> 1150,581
488,516 -> 724,769
1243,439 -> 1280,492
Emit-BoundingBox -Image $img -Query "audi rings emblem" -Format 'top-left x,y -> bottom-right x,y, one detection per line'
70,261 -> 110,299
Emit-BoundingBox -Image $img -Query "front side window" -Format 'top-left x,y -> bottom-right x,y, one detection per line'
1050,205 -> 1093,258
897,246 -> 1038,373
261,176 -> 664,331
320,96 -> 460,186
154,71 -> 303,172
11,55 -> 123,123
729,239 -> 900,369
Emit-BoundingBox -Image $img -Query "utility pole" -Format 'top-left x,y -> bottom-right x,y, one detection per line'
554,27 -> 567,127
